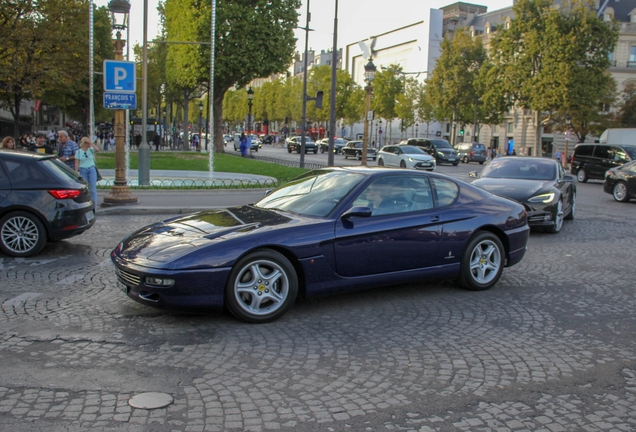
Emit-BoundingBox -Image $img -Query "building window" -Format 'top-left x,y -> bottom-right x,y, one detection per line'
507,122 -> 513,133
630,46 -> 636,63
486,26 -> 490,34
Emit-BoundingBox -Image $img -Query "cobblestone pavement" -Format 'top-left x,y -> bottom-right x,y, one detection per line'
1,180 -> 636,431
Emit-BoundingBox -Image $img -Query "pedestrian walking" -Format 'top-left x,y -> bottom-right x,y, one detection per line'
28,132 -> 54,154
555,149 -> 562,165
240,133 -> 250,157
1,136 -> 17,150
153,133 -> 161,151
74,137 -> 100,207
57,130 -> 79,170
134,131 -> 142,149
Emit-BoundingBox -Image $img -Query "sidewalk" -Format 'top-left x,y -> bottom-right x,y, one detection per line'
95,170 -> 274,216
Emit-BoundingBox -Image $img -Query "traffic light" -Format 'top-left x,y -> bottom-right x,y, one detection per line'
459,128 -> 464,136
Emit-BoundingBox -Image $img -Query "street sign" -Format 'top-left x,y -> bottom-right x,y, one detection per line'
103,92 -> 137,110
103,60 -> 136,92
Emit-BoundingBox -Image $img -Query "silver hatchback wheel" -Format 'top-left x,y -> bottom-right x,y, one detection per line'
0,212 -> 47,257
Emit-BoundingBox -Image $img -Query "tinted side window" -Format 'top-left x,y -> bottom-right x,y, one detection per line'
4,159 -> 51,186
609,146 -> 629,163
593,146 -> 609,159
575,145 -> 594,157
431,178 -> 459,207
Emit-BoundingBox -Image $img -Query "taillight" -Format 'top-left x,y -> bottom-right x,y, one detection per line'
49,190 -> 82,199
470,151 -> 474,157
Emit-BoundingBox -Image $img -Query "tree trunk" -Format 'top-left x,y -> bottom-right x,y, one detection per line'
213,89 -> 226,153
183,90 -> 190,150
535,110 -> 541,158
13,94 -> 21,140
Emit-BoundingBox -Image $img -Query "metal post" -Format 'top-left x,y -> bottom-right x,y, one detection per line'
102,32 -> 138,206
299,0 -> 310,168
138,0 -> 150,185
362,83 -> 372,166
327,0 -> 338,166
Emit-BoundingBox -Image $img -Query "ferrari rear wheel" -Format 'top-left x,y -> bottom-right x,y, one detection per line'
225,249 -> 298,323
457,231 -> 504,291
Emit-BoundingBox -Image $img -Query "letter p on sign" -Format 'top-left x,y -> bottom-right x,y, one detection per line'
103,60 -> 136,93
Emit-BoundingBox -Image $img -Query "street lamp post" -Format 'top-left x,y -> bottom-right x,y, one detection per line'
247,87 -> 254,136
378,119 -> 382,147
415,123 -> 419,138
198,101 -> 203,152
103,0 -> 137,207
362,59 -> 376,166
564,114 -> 571,168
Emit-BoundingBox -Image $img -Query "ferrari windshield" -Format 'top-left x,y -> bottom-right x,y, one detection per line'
255,170 -> 365,217
480,158 -> 556,181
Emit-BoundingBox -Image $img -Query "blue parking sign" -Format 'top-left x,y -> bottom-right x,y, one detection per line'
103,60 -> 136,92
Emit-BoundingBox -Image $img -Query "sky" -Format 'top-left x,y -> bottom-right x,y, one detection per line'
95,0 -> 514,56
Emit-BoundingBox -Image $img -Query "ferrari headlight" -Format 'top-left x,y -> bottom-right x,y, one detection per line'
145,277 -> 174,287
528,192 -> 555,203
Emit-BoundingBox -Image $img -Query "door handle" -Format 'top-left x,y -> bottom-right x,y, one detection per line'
430,215 -> 440,222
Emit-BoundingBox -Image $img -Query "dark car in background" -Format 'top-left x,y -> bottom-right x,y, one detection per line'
318,138 -> 348,154
402,138 -> 459,165
342,141 -> 377,160
570,143 -> 636,183
604,160 -> 636,202
455,142 -> 487,164
0,151 -> 95,257
112,167 -> 529,323
286,136 -> 318,154
470,157 -> 575,234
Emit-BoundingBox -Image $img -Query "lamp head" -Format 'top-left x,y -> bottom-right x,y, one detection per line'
108,0 -> 130,31
364,59 -> 376,82
247,86 -> 254,100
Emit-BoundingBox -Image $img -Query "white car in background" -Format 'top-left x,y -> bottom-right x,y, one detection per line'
377,144 -> 436,171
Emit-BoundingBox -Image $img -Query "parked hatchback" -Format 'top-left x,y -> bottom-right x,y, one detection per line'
570,143 -> 636,182
455,142 -> 487,164
0,151 -> 95,257
401,138 -> 459,165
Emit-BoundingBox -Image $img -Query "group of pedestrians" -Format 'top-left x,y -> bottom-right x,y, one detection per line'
1,131 -> 99,208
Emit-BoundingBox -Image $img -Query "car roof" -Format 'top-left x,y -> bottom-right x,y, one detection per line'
0,150 -> 54,162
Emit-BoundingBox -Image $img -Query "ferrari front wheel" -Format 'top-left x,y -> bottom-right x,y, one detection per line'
457,231 -> 504,291
225,249 -> 298,323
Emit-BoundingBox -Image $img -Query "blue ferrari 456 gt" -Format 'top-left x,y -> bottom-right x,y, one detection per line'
112,167 -> 529,323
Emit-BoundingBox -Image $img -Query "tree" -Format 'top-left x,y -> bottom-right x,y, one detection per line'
615,82 -> 636,128
371,65 -> 403,142
424,30 -> 486,146
0,0 -> 94,137
486,0 -> 618,147
164,0 -> 300,153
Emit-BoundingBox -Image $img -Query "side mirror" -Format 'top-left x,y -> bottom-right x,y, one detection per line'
341,206 -> 372,219
563,174 -> 575,182
264,189 -> 273,197
468,171 -> 479,178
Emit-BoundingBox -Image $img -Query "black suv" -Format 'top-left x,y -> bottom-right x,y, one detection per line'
401,138 -> 459,165
570,143 -> 636,182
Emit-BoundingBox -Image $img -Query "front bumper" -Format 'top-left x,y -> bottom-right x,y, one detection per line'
112,255 -> 230,309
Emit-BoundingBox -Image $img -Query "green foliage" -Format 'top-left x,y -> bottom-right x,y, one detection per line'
95,151 -> 307,180
424,31 -> 486,126
371,65 -> 403,122
487,0 -> 618,141
0,0 -> 108,135
164,0 -> 300,152
616,82 -> 636,128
